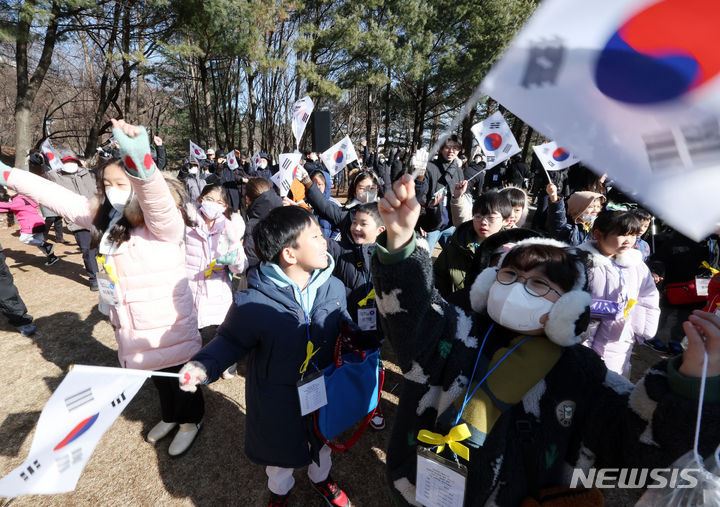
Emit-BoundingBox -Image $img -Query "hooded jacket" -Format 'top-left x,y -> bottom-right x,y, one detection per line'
243,189 -> 283,268
0,195 -> 46,234
7,169 -> 201,370
579,241 -> 660,377
546,195 -> 603,246
192,256 -> 353,467
370,234 -> 719,507
45,165 -> 98,232
185,206 -> 248,328
309,169 -> 341,239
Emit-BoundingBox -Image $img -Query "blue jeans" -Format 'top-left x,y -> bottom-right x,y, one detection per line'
425,226 -> 456,253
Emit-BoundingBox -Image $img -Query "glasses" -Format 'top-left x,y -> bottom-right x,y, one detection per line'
473,214 -> 502,224
496,268 -> 561,298
444,144 -> 461,152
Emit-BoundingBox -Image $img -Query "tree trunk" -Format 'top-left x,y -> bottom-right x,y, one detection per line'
461,108 -> 476,159
366,84 -> 373,149
383,68 -> 391,140
247,70 -> 258,153
14,0 -> 61,167
521,126 -> 535,160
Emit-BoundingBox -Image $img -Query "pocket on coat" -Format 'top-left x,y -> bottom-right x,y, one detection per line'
125,291 -> 189,330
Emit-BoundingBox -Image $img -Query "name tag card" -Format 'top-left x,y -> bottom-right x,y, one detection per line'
415,447 -> 467,507
297,371 -> 327,416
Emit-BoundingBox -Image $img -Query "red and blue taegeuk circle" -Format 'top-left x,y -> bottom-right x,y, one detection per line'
484,133 -> 503,151
334,151 -> 344,164
595,0 -> 720,104
54,413 -> 99,451
552,148 -> 570,162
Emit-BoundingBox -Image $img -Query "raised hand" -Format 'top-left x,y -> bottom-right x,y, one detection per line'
453,180 -> 468,199
410,148 -> 429,179
378,173 -> 420,252
680,310 -> 720,377
111,118 -> 156,179
546,183 -> 559,203
0,159 -> 15,187
178,361 -> 208,392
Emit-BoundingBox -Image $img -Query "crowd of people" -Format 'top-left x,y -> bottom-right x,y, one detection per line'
0,120 -> 717,507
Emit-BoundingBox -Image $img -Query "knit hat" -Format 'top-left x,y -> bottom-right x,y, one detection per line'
566,191 -> 606,222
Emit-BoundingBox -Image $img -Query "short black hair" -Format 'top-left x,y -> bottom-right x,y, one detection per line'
200,184 -> 233,219
353,202 -> 383,226
592,209 -> 643,236
502,243 -> 586,293
499,187 -> 527,209
253,206 -> 318,264
472,190 -> 512,219
632,207 -> 652,222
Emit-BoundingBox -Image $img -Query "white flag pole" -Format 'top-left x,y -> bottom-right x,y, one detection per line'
68,365 -> 181,378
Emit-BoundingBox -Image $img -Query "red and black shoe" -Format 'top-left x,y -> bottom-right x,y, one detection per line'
310,476 -> 350,507
267,492 -> 290,507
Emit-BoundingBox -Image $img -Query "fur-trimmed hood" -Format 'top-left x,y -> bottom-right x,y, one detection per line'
578,241 -> 643,268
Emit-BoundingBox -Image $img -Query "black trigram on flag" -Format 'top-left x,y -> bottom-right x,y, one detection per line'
301,112 -> 309,122
521,38 -> 565,88
503,144 -> 512,154
111,392 -> 127,408
489,122 -> 501,129
282,158 -> 292,170
547,159 -> 556,167
19,459 -> 41,481
65,388 -> 93,412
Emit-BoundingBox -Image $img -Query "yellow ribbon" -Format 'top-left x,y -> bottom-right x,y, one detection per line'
204,259 -> 224,278
299,341 -> 320,374
357,289 -> 376,307
624,298 -> 638,318
96,254 -> 119,283
417,423 -> 472,461
700,261 -> 719,276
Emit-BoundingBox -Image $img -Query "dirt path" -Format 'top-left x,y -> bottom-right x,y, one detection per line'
0,225 -> 668,506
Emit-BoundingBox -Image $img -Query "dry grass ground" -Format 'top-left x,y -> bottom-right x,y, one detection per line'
0,222 -> 669,507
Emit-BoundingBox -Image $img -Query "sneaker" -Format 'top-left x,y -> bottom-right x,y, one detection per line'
222,364 -> 237,379
90,279 -> 99,292
45,254 -> 59,266
168,422 -> 201,456
146,420 -> 177,443
643,338 -> 667,353
268,492 -> 290,507
370,405 -> 385,431
42,243 -> 54,256
16,323 -> 36,337
310,476 -> 350,507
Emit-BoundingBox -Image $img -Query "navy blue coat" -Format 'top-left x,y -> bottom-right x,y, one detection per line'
545,198 -> 590,246
193,265 -> 351,468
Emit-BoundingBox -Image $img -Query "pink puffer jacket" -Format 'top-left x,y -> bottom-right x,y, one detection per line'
7,169 -> 201,370
185,206 -> 247,328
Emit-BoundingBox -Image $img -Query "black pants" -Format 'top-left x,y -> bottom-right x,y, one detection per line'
151,364 -> 204,424
44,216 -> 64,242
73,230 -> 98,281
0,245 -> 32,326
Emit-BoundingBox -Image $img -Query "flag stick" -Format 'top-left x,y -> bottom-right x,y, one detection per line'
68,364 -> 181,378
466,169 -> 486,183
543,165 -> 553,184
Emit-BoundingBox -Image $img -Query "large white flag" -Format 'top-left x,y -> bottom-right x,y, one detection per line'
292,96 -> 314,150
0,365 -> 156,497
226,150 -> 239,170
41,139 -> 63,172
271,152 -> 303,197
320,136 -> 358,176
377,135 -> 386,147
533,141 -> 579,172
470,111 -> 521,169
481,0 -> 720,240
189,141 -> 207,160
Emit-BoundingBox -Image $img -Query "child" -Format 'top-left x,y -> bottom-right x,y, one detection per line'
242,177 -> 283,268
0,193 -> 59,266
0,120 -> 204,457
546,182 -> 605,245
631,207 -> 652,261
434,190 -> 512,298
580,209 -> 661,377
179,206 -> 353,507
499,186 -> 529,228
185,184 -> 247,330
310,169 -> 341,240
326,202 -> 387,429
370,174 -> 719,506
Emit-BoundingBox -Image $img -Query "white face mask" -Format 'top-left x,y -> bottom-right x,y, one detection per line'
580,213 -> 596,227
105,187 -> 132,213
200,200 -> 226,220
62,162 -> 79,174
486,281 -> 554,332
356,190 -> 378,204
259,160 -> 268,169
188,166 -> 199,175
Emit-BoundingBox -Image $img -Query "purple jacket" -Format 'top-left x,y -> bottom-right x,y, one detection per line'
580,242 -> 660,375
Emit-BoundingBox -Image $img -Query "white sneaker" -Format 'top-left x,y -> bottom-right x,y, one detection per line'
222,367 -> 235,379
168,422 -> 202,457
147,420 -> 177,443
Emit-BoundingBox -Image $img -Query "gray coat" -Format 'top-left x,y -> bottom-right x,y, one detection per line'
45,168 -> 98,231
